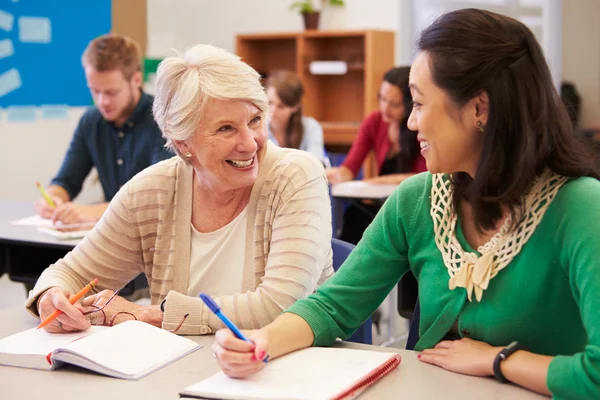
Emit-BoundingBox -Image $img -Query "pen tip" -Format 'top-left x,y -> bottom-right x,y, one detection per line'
35,181 -> 41,187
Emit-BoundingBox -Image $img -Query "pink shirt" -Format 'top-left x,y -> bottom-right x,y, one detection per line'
342,111 -> 427,175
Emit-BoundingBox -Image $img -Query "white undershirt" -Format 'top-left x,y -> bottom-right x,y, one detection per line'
187,207 -> 248,297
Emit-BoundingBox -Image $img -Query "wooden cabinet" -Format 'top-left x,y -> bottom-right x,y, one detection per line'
236,30 -> 395,159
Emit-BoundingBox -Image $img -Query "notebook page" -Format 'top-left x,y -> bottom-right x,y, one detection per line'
0,325 -> 107,356
53,320 -> 200,379
37,226 -> 91,240
11,214 -> 54,227
182,347 -> 398,400
0,326 -> 108,370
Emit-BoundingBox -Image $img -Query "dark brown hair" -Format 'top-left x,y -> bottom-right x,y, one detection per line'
266,70 -> 304,149
417,8 -> 599,232
82,33 -> 142,80
382,66 -> 419,173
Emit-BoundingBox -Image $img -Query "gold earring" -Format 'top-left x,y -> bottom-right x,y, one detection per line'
184,152 -> 193,158
476,121 -> 484,133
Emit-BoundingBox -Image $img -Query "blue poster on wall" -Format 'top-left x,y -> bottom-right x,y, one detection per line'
0,0 -> 111,107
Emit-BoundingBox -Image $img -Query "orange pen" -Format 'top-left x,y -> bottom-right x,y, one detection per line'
37,278 -> 99,330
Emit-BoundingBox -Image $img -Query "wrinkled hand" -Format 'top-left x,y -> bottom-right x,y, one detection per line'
213,328 -> 269,378
38,287 -> 91,333
418,338 -> 501,377
52,203 -> 97,226
82,290 -> 144,326
34,195 -> 64,219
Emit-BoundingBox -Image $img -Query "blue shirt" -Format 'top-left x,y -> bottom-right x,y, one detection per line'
51,92 -> 172,201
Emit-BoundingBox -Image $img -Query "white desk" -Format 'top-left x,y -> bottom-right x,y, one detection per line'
0,307 -> 546,400
0,201 -> 144,296
0,200 -> 80,249
330,181 -> 398,201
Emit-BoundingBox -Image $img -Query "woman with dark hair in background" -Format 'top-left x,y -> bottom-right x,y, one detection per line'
265,70 -> 326,163
328,66 -> 426,245
213,9 -> 600,398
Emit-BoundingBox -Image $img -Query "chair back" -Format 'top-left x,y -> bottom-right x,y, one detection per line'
405,298 -> 420,350
331,238 -> 373,345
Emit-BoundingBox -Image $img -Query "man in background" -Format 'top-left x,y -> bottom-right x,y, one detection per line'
35,33 -> 171,225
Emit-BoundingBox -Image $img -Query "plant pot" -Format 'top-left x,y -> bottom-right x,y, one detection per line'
303,11 -> 320,30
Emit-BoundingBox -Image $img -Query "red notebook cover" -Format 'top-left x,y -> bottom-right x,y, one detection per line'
332,354 -> 402,400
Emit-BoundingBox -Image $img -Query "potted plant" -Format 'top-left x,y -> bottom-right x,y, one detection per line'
290,0 -> 345,30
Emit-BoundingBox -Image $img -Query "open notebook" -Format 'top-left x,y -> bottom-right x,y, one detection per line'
180,347 -> 401,400
36,226 -> 91,240
0,320 -> 200,380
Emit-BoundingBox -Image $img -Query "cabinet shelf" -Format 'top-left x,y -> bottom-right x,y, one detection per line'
237,30 -> 394,177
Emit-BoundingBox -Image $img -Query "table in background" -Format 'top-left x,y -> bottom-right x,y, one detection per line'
330,181 -> 398,239
0,307 -> 546,400
0,201 -> 78,292
0,200 -> 145,296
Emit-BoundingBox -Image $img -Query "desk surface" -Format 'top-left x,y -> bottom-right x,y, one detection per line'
331,181 -> 398,201
0,307 -> 546,400
0,200 -> 79,249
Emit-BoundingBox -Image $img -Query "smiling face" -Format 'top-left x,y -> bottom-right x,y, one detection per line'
407,52 -> 487,176
176,99 -> 267,193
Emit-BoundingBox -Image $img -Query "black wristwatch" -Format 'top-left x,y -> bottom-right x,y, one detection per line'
160,297 -> 167,313
493,341 -> 525,383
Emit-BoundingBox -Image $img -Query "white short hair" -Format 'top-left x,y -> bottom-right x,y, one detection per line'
152,44 -> 268,158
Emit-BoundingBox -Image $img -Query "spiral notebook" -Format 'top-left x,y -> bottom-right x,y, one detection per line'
180,347 -> 401,400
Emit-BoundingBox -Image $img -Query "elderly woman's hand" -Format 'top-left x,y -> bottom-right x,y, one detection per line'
213,328 -> 270,378
38,287 -> 91,333
82,290 -> 146,326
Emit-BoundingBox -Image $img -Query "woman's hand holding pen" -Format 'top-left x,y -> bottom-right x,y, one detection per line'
213,328 -> 270,378
38,287 -> 91,333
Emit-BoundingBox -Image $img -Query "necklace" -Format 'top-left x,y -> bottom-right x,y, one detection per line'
430,170 -> 568,301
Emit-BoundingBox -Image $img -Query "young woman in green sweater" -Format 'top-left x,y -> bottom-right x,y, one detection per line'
211,9 -> 600,398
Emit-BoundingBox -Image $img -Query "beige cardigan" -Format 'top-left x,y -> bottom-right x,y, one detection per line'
26,142 -> 334,334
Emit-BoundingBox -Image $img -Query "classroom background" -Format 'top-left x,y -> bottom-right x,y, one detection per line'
1,0 -> 599,346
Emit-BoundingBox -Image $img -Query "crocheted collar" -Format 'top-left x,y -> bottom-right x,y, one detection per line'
430,170 -> 568,302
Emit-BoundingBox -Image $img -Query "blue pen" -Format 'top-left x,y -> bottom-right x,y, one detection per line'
199,293 -> 268,363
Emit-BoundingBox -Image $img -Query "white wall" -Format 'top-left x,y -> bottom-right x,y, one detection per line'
562,0 -> 600,128
0,108 -> 103,202
147,0 -> 410,64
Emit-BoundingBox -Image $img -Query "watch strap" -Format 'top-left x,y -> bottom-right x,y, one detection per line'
493,341 -> 524,383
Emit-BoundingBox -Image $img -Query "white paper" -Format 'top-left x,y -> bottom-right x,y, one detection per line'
0,39 -> 14,59
0,10 -> 14,32
11,214 -> 54,227
182,347 -> 399,400
0,68 -> 22,98
18,16 -> 51,43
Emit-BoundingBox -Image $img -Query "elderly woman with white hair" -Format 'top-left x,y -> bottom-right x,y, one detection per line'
26,44 -> 334,335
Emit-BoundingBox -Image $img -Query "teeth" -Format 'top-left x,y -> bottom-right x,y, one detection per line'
420,141 -> 430,149
228,158 -> 253,168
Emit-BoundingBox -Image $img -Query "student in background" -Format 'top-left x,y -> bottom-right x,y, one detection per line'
34,33 -> 171,225
326,66 -> 426,186
265,70 -> 327,163
329,66 -> 427,245
212,9 -> 600,398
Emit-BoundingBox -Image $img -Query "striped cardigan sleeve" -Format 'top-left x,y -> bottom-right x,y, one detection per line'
25,183 -> 146,316
162,153 -> 333,333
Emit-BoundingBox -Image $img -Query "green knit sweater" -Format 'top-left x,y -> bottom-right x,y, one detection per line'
287,172 -> 600,399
